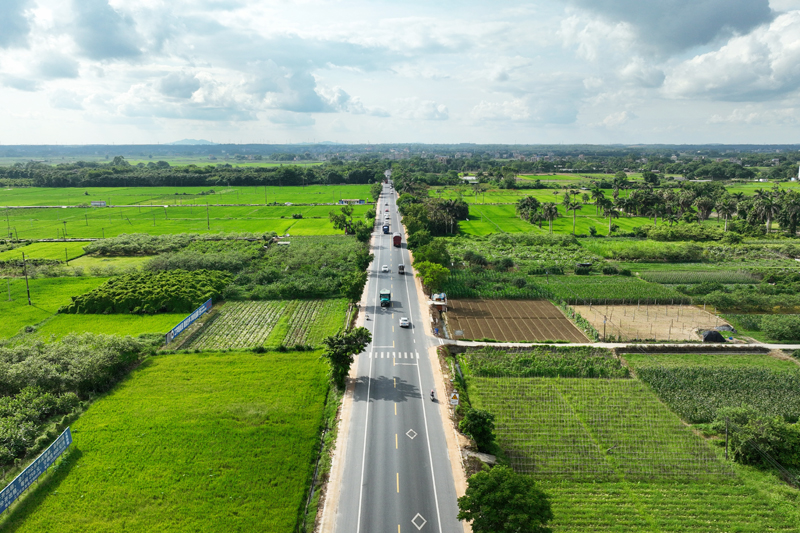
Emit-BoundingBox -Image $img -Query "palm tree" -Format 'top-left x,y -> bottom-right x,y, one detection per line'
567,201 -> 583,235
542,202 -> 559,235
715,198 -> 736,231
694,197 -> 715,221
601,199 -> 619,235
515,196 -> 540,221
754,196 -> 781,234
590,187 -> 605,215
582,193 -> 590,205
777,191 -> 800,236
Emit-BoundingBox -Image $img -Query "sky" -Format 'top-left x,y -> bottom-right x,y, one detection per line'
0,0 -> 799,145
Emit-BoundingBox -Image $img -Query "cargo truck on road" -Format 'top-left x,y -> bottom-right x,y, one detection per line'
393,233 -> 402,247
383,224 -> 390,234
379,289 -> 391,307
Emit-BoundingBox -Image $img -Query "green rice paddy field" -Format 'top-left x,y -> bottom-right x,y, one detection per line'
0,350 -> 329,532
0,184 -> 367,207
0,203 -> 371,240
0,277 -> 108,338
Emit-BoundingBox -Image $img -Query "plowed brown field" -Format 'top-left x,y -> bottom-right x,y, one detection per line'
445,299 -> 587,342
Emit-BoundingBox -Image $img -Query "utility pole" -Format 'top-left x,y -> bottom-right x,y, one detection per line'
62,221 -> 67,238
206,204 -> 210,230
264,186 -> 267,205
22,252 -> 31,306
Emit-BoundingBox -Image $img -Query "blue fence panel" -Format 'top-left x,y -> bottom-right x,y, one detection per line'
0,427 -> 72,514
165,299 -> 213,345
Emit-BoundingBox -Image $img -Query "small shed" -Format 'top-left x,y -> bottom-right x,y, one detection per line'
716,325 -> 736,333
702,330 -> 726,343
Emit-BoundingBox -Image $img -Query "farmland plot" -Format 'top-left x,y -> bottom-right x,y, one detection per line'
470,377 -> 730,481
574,304 -> 731,341
188,301 -> 286,349
444,299 -> 587,342
188,299 -> 347,349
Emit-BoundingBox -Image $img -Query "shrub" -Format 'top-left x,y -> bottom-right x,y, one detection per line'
602,265 -> 618,275
60,270 -> 232,314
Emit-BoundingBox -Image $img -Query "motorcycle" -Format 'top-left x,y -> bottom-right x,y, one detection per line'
430,390 -> 435,402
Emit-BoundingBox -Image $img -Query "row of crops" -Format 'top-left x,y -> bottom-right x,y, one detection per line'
470,377 -> 729,482
188,299 -> 348,350
442,270 -> 690,305
462,346 -> 628,379
638,270 -> 758,284
634,365 -> 800,424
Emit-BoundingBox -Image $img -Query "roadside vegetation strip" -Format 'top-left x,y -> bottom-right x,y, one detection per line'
0,277 -> 108,338
0,350 -> 330,533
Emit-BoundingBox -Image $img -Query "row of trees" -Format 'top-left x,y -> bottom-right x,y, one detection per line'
516,183 -> 800,237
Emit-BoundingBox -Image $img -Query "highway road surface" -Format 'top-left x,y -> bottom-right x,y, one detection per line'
334,182 -> 462,533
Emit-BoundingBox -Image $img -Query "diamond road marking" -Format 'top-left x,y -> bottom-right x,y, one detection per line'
406,429 -> 417,440
411,513 -> 427,530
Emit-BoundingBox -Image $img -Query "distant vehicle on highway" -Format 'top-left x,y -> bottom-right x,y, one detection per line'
399,317 -> 410,328
381,265 -> 389,272
398,264 -> 405,275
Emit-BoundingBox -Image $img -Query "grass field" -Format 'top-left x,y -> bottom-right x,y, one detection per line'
0,184 -> 368,207
0,242 -> 87,262
0,277 -> 107,338
188,299 -> 348,349
1,203 -> 371,240
67,254 -> 152,271
35,313 -> 185,339
0,350 -> 330,532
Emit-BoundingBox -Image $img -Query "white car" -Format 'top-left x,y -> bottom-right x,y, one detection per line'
381,265 -> 389,272
399,317 -> 410,328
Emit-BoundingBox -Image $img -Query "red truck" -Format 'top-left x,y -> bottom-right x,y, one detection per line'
392,233 -> 401,247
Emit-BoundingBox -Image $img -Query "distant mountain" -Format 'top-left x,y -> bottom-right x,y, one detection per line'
167,139 -> 217,145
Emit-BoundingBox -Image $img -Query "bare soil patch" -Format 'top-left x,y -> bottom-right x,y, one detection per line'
445,299 -> 587,342
574,304 -> 731,341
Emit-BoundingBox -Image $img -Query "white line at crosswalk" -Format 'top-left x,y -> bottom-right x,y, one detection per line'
368,351 -> 420,359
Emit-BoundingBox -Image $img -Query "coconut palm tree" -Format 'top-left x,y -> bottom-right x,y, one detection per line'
542,202 -> 559,235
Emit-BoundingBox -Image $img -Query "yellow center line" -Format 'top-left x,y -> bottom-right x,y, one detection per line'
392,325 -> 395,332
394,377 -> 396,388
396,472 -> 399,493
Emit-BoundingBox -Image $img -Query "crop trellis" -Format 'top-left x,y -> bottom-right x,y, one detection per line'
189,300 -> 286,350
188,299 -> 348,350
472,377 -> 732,482
639,270 -> 758,285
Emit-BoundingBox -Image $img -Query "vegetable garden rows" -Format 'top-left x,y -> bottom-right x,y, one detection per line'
188,299 -> 348,350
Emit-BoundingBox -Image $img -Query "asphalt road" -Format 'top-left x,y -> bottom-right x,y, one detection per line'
335,183 -> 462,533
